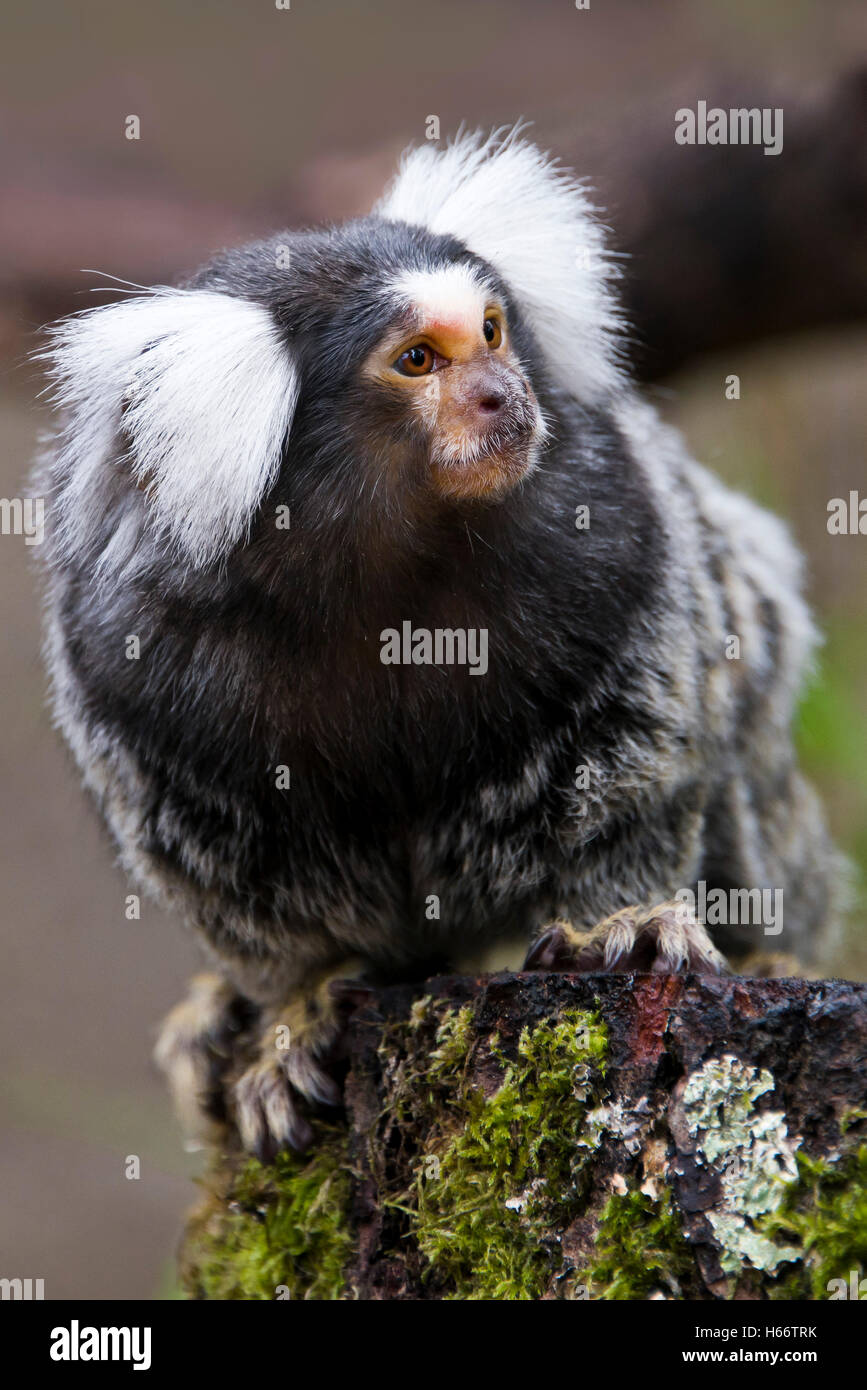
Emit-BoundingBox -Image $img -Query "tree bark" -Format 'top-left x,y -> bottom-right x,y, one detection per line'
179,972 -> 867,1300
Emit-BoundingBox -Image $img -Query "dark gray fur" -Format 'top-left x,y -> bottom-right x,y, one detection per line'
36,215 -> 838,1018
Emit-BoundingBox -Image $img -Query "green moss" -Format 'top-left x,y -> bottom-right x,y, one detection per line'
763,1145 -> 867,1300
179,1001 -> 610,1302
840,1108 -> 867,1136
178,996 -> 867,1303
580,1187 -> 695,1300
382,1004 -> 609,1299
180,1125 -> 353,1300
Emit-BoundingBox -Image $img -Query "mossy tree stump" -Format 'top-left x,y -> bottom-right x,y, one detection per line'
179,973 -> 867,1300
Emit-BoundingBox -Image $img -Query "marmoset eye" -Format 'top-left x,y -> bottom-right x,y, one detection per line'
483,317 -> 502,348
395,344 -> 436,376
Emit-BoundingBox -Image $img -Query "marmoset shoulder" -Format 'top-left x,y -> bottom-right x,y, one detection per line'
35,129 -> 840,1158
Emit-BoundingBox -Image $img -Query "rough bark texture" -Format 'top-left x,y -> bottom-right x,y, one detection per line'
179,973 -> 867,1301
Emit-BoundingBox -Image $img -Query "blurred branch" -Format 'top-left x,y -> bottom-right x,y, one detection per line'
4,70 -> 865,377
580,68 -> 867,378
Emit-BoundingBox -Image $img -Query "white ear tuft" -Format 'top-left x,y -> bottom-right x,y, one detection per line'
375,128 -> 624,403
41,289 -> 298,569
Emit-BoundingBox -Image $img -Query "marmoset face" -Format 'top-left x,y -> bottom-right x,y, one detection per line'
191,220 -> 551,540
360,262 -> 546,502
44,132 -> 618,576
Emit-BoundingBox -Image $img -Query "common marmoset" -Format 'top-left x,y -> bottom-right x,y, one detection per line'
36,130 -> 838,1158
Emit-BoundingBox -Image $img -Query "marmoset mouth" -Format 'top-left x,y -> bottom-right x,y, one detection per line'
431,423 -> 539,501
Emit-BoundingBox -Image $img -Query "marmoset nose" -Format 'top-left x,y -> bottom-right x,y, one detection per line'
476,389 -> 506,415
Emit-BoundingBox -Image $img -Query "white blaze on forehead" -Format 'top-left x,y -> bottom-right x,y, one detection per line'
375,128 -> 624,402
389,263 -> 493,337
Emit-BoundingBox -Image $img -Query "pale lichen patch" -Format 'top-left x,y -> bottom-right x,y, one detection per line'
681,1053 -> 801,1274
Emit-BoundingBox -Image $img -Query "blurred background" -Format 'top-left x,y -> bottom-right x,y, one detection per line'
1,0 -> 865,1299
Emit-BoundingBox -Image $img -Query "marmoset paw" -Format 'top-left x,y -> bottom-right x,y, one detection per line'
524,900 -> 728,975
232,974 -> 373,1161
154,973 -> 256,1147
